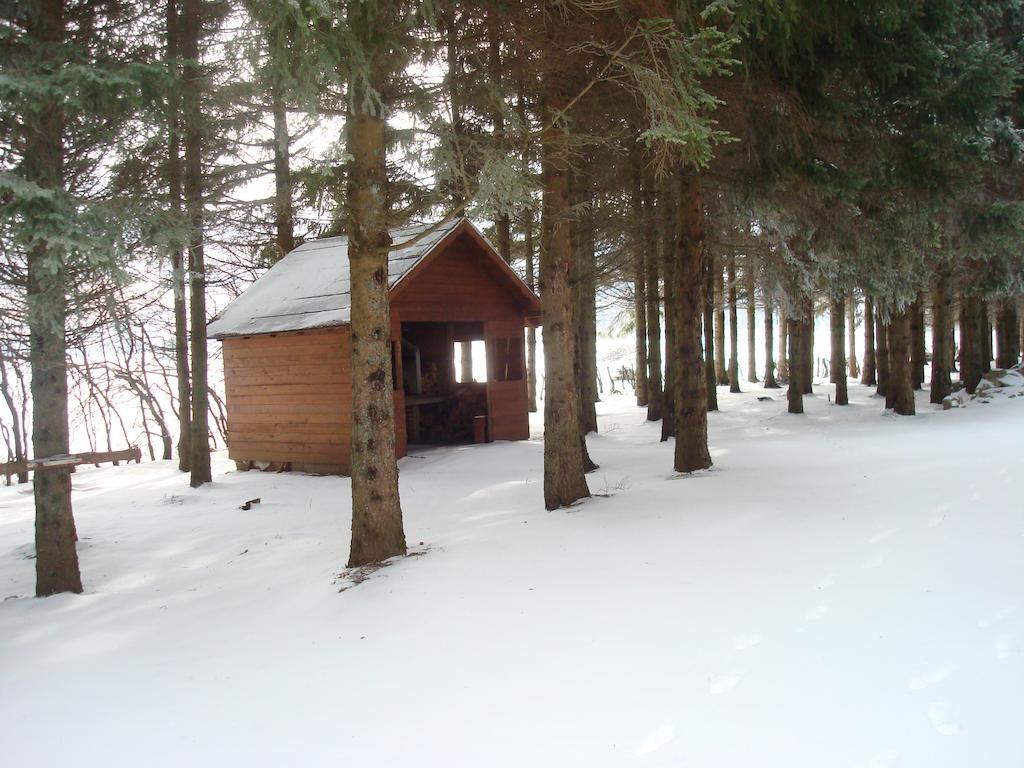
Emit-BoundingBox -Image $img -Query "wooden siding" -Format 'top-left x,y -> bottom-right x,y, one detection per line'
485,319 -> 530,441
223,328 -> 350,469
223,326 -> 407,472
391,235 -> 527,323
220,229 -> 533,475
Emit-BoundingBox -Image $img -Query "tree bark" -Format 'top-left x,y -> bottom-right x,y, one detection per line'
830,296 -> 848,405
182,0 -> 211,487
344,0 -> 406,566
910,297 -> 925,390
727,254 -> 741,393
25,0 -> 83,596
745,260 -> 758,383
762,292 -> 779,387
801,299 -> 814,395
570,170 -> 598,438
888,308 -> 915,415
995,297 -> 1020,369
629,144 -> 648,407
701,227 -> 719,409
846,295 -> 859,380
861,296 -> 876,386
671,171 -> 712,473
487,15 -> 511,265
634,257 -> 649,407
777,306 -> 788,382
1019,296 -> 1024,361
876,317 -> 890,399
166,0 -> 191,473
786,315 -> 804,414
930,274 -> 953,404
271,80 -> 295,260
661,188 -> 678,440
0,350 -> 29,483
959,293 -> 985,394
713,257 -> 728,385
540,64 -> 589,509
524,209 -> 538,413
643,170 -> 663,422
984,309 -> 993,372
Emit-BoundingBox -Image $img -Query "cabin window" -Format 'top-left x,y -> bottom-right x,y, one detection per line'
489,337 -> 525,382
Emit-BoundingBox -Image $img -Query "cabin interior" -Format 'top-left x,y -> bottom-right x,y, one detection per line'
398,321 -> 525,446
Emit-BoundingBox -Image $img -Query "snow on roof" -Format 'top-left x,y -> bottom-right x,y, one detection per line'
208,218 -> 465,339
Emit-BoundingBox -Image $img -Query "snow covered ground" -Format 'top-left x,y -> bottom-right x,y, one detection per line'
1,381 -> 1023,767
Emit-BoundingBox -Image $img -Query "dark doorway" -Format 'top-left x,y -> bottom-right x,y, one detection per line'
400,321 -> 489,444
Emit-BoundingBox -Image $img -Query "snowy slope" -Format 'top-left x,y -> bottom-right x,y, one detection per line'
1,383 -> 1022,767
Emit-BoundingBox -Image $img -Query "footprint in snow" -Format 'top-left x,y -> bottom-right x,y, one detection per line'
908,664 -> 956,690
977,606 -> 1016,629
869,528 -> 900,544
709,668 -> 745,695
927,702 -> 962,736
733,634 -> 762,651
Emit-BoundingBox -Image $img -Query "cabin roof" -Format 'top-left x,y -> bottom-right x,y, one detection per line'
208,218 -> 537,339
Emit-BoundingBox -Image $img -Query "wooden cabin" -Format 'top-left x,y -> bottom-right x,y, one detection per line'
207,218 -> 541,475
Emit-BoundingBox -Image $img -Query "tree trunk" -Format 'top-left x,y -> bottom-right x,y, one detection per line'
745,260 -> 758,383
727,254 -> 741,393
876,317 -> 890,399
701,227 -> 718,410
0,350 -> 29,483
344,1 -> 406,566
271,81 -> 295,260
634,256 -> 649,407
25,0 -> 83,596
762,292 -> 779,387
671,171 -> 712,473
910,297 -> 925,390
487,15 -> 511,266
801,299 -> 814,395
540,65 -> 589,509
631,146 -> 648,407
713,257 -> 728,385
930,274 -> 952,404
777,306 -> 789,382
830,297 -> 848,405
861,296 -> 876,386
959,294 -> 985,394
995,297 -> 1020,369
166,0 -> 191,473
524,209 -> 538,413
570,170 -> 598,437
182,0 -> 211,487
846,295 -> 859,380
1019,296 -> 1024,361
644,171 -> 663,422
888,308 -> 915,415
984,309 -> 993,372
787,315 -> 804,414
661,189 -> 678,440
